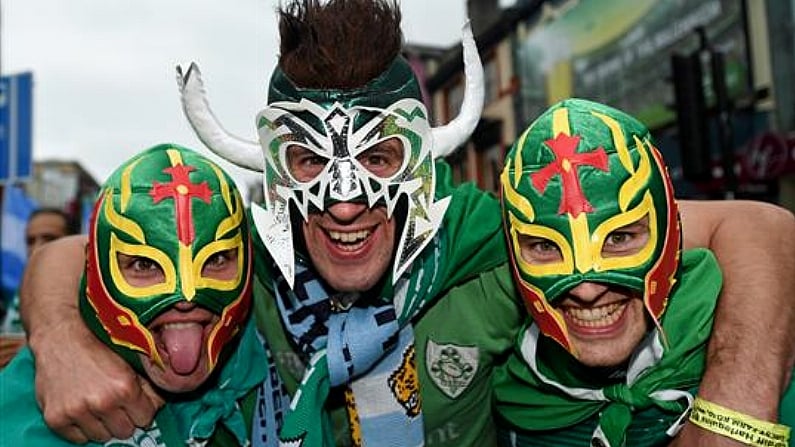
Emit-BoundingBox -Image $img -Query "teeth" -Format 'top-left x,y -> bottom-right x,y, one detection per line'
564,302 -> 626,328
328,229 -> 371,244
162,322 -> 201,330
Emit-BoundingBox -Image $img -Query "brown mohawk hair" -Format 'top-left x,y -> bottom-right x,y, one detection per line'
278,0 -> 403,89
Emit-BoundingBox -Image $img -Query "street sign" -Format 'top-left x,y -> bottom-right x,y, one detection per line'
0,72 -> 33,183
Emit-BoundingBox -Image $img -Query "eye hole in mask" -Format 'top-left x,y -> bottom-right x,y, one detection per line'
117,253 -> 166,288
285,137 -> 406,184
194,234 -> 245,291
286,144 -> 331,183
110,233 -> 177,298
516,216 -> 652,268
600,216 -> 651,259
355,137 -> 405,179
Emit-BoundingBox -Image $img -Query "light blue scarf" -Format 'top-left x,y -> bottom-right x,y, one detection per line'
272,234 -> 444,446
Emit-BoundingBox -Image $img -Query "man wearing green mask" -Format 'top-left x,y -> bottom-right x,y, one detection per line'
0,144 -> 263,446
494,99 -> 795,447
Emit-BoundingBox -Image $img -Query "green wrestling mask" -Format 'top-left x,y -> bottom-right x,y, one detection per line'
79,144 -> 252,378
500,98 -> 681,354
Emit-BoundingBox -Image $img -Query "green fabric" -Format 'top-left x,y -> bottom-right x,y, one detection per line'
0,318 -> 265,447
498,378 -> 795,447
413,264 -> 522,446
249,162 -> 516,446
254,263 -> 523,447
267,56 -> 423,133
780,374 -> 795,447
494,249 -> 722,447
496,395 -> 695,447
170,318 -> 266,444
277,350 -> 336,446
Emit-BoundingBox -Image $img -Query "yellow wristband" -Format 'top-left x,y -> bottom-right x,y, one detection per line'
688,396 -> 790,447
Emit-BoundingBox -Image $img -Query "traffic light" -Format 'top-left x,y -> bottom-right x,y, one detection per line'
671,53 -> 711,181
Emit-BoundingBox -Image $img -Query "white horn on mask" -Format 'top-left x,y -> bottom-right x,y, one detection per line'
431,20 -> 485,159
177,62 -> 264,172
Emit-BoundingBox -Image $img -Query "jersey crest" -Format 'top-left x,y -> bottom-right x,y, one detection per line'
426,339 -> 479,399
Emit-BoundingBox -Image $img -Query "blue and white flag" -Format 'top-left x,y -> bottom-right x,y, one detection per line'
1,184 -> 37,300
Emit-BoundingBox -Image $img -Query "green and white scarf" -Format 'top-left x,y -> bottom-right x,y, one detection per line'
275,234 -> 446,446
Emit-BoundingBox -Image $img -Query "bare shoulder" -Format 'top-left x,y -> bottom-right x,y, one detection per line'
678,199 -> 794,250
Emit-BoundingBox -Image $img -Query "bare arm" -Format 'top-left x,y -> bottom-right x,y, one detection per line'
672,200 -> 795,446
21,235 -> 162,443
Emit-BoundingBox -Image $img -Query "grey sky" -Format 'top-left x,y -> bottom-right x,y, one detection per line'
3,0 -> 472,192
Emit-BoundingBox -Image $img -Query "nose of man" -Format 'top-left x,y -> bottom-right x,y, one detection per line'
173,301 -> 198,312
566,282 -> 610,303
326,201 -> 368,223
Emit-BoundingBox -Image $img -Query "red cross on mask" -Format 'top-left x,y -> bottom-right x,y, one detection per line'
531,133 -> 608,216
150,164 -> 212,245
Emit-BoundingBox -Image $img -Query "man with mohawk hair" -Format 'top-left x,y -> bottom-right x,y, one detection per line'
19,1 -> 795,447
493,99 -> 795,447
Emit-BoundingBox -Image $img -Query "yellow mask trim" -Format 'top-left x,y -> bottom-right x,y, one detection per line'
180,242 -> 196,300
120,158 -> 142,213
166,148 -> 184,166
511,123 -> 534,187
216,185 -> 244,239
109,233 -> 177,298
552,107 -> 571,136
509,212 -> 573,276
592,191 -> 658,271
592,111 -> 634,174
194,232 -> 245,291
104,190 -> 145,244
209,163 -> 233,212
618,136 -> 652,212
569,213 -> 594,273
501,167 -> 535,222
520,278 -> 573,353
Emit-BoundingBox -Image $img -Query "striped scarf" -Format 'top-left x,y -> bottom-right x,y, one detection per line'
268,234 -> 445,446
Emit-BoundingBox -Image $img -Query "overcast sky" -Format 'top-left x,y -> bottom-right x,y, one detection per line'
3,0 -> 484,193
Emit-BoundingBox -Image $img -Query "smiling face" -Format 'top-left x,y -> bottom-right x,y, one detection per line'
501,99 -> 681,356
518,217 -> 652,367
287,138 -> 402,291
302,203 -> 396,292
255,57 -> 450,290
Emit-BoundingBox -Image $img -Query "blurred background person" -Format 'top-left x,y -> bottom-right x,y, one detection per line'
1,206 -> 78,367
24,208 -> 77,259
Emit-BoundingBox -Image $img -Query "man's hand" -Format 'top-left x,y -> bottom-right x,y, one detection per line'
30,317 -> 163,443
21,236 -> 163,442
677,200 -> 795,445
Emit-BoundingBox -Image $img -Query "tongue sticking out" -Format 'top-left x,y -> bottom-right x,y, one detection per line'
160,323 -> 205,375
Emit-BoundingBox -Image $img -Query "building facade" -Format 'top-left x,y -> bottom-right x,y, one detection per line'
415,0 -> 795,210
